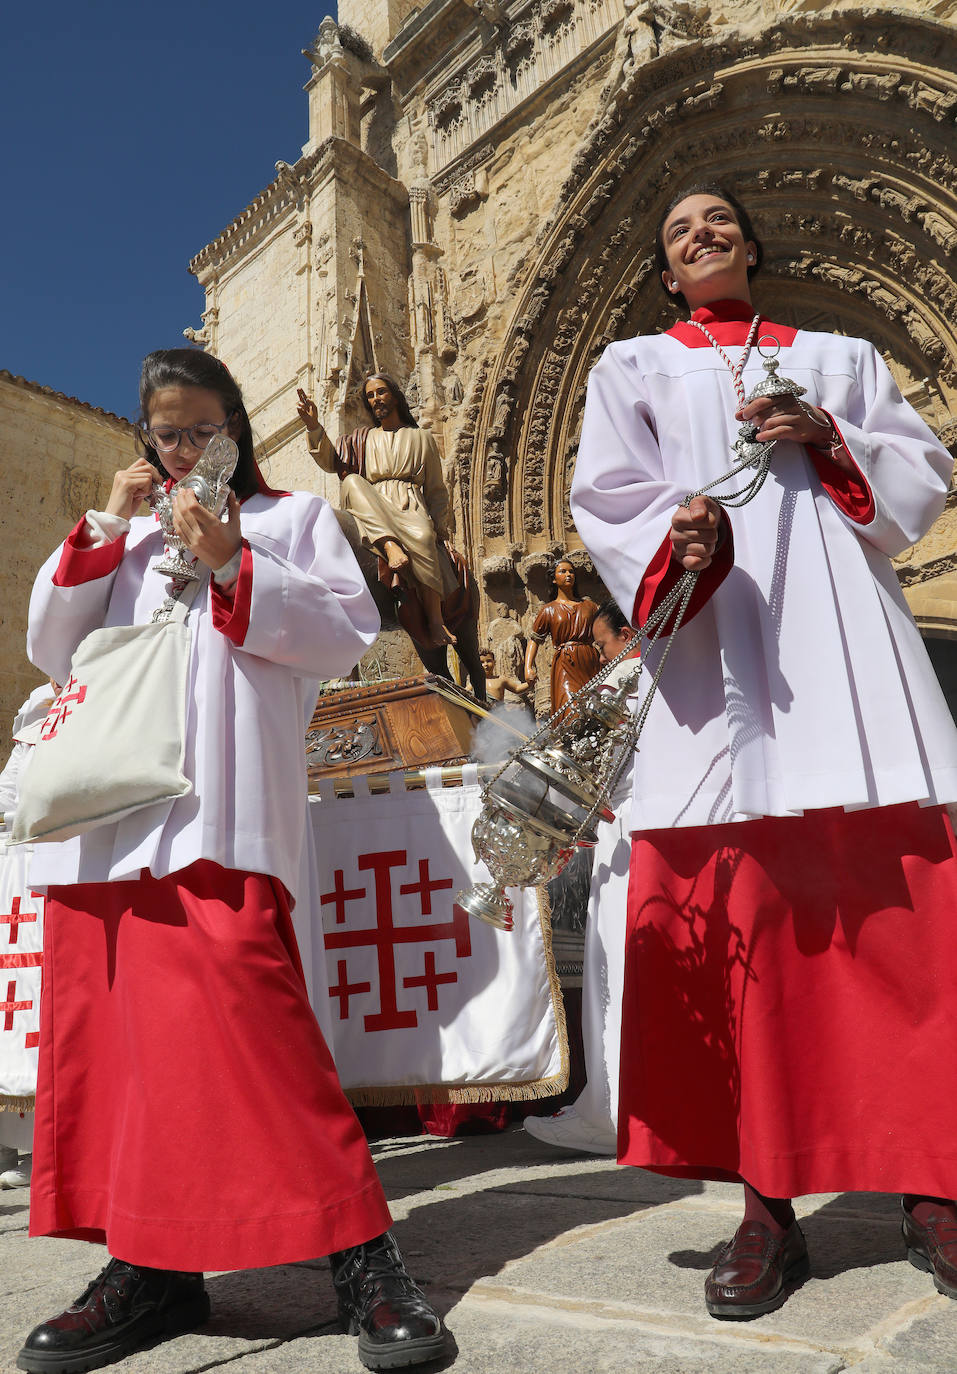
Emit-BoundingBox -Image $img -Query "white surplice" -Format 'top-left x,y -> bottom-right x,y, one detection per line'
26,491 -> 380,902
571,325 -> 957,832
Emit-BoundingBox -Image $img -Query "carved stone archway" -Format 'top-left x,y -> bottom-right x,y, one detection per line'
457,7 -> 957,616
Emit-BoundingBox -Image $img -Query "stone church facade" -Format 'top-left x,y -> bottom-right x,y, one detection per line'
188,0 -> 957,698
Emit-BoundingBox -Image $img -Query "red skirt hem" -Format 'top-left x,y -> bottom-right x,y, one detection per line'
28,1176 -> 393,1272
619,803 -> 957,1199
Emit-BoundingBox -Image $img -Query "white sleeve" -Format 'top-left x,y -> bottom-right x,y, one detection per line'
826,340 -> 952,556
26,545 -> 120,686
218,495 -> 381,678
0,742 -> 30,814
570,343 -> 691,620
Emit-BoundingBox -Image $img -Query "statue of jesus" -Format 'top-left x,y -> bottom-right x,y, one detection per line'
297,375 -> 458,649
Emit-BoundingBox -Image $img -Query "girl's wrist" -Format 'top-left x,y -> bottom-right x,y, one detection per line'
801,404 -> 843,456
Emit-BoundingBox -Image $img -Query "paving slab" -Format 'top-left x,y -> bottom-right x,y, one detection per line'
383,1187 -> 647,1296
873,1300 -> 957,1364
423,1294 -> 847,1374
491,1200 -> 942,1345
3,1136 -> 957,1373
0,1198 -> 30,1238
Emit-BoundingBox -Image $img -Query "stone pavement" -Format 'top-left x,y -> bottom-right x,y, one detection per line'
2,1126 -> 955,1373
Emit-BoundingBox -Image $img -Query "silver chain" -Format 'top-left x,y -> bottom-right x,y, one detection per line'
487,323 -> 780,828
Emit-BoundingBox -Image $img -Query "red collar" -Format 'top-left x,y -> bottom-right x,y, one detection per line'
666,299 -> 798,349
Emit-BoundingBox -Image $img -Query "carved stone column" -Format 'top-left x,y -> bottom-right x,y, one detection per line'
303,19 -> 366,150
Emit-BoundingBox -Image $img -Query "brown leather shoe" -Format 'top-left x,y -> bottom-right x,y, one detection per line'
705,1219 -> 809,1319
902,1201 -> 957,1299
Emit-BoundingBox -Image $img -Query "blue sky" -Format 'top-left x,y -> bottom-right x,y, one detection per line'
2,4 -> 332,420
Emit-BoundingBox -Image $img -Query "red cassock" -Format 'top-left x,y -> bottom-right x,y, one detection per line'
620,803 -> 957,1199
571,301 -> 957,1199
32,863 -> 392,1271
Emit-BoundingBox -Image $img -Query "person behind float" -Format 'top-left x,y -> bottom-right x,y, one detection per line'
17,349 -> 446,1374
0,682 -> 57,1190
297,376 -> 458,650
524,557 -> 601,713
570,184 -> 957,1320
525,599 -> 637,1156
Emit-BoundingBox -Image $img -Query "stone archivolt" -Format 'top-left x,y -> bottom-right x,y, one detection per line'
458,9 -> 957,603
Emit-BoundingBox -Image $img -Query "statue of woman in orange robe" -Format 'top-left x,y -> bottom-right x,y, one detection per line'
524,558 -> 601,711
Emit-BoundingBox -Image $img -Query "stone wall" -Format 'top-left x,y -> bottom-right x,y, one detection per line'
0,374 -> 135,739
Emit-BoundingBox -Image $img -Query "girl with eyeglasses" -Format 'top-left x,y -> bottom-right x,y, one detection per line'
17,349 -> 446,1373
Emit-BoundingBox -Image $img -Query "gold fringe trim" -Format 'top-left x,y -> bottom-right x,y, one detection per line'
345,885 -> 570,1108
0,1095 -> 35,1113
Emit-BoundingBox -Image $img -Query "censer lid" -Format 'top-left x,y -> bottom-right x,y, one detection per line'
747,336 -> 806,401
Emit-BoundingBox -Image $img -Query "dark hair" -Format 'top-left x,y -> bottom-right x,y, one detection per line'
593,598 -> 630,636
137,349 -> 261,500
361,373 -> 419,429
654,184 -> 763,309
547,556 -> 578,601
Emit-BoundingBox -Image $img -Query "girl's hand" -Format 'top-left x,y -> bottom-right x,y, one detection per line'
525,665 -> 538,685
739,396 -> 832,447
671,495 -> 723,570
296,388 -> 321,433
172,490 -> 242,571
105,457 -> 162,521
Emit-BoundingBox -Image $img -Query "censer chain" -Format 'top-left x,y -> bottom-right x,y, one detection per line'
481,444 -> 777,847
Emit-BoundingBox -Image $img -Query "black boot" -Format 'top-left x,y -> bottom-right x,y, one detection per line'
17,1258 -> 209,1373
330,1230 -> 446,1370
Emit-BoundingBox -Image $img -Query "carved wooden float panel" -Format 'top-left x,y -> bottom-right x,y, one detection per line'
305,676 -> 474,779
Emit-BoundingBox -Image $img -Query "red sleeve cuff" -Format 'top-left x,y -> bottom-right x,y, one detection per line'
211,541 -> 253,645
52,518 -> 127,587
633,516 -> 734,632
805,415 -> 875,524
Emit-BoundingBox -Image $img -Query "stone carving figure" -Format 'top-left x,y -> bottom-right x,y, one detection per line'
620,0 -> 657,77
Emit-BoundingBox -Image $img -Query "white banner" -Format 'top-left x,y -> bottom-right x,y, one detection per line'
306,766 -> 567,1104
0,843 -> 43,1108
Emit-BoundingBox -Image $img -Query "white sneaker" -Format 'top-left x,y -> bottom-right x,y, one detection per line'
523,1107 -> 617,1155
0,1154 -> 32,1188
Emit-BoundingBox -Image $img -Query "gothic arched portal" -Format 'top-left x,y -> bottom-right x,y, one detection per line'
457,7 -> 957,630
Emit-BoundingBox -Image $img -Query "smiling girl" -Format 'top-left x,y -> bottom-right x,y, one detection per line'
571,185 -> 957,1320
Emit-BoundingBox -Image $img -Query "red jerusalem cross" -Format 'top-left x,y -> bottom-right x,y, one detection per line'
400,859 -> 453,914
329,958 -> 372,1020
403,950 -> 457,1012
0,897 -> 37,946
41,674 -> 87,740
320,870 -> 366,924
1,979 -> 33,1032
324,850 -> 471,1032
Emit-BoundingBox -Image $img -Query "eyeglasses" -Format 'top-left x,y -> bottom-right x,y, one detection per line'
142,414 -> 234,454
